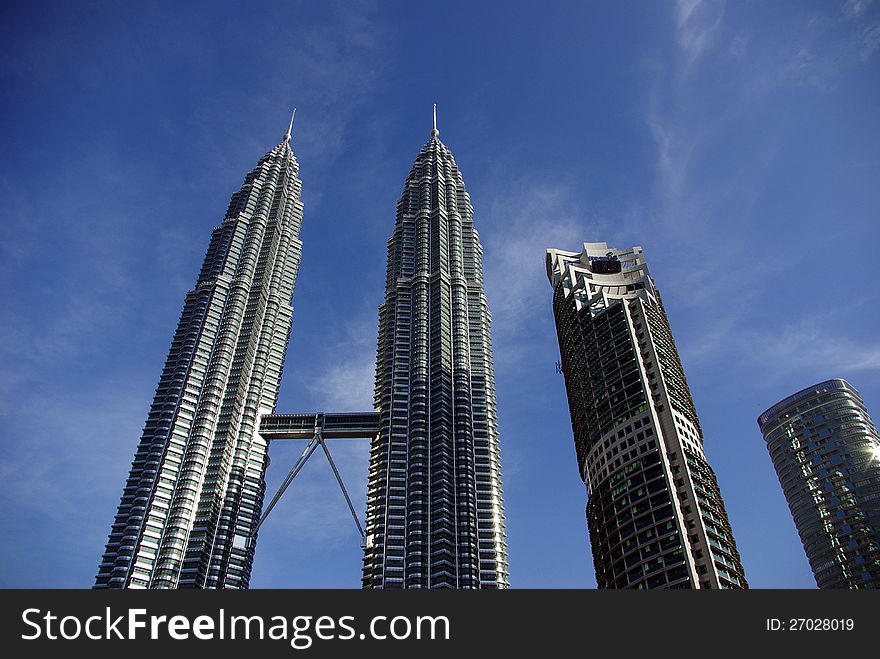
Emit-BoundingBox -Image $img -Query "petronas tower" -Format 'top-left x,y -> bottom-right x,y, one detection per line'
96,116 -> 304,589
363,115 -> 509,588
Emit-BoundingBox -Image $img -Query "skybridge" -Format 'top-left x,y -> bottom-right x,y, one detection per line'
256,411 -> 380,546
259,412 -> 380,440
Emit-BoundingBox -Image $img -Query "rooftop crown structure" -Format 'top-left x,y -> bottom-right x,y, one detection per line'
96,113 -> 304,589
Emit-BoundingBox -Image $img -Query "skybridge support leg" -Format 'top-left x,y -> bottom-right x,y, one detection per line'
318,436 -> 366,545
256,434 -> 320,531
254,433 -> 367,547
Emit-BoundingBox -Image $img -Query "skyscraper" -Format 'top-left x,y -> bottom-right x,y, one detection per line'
758,378 -> 880,588
547,242 -> 747,589
362,114 -> 508,588
96,115 -> 304,589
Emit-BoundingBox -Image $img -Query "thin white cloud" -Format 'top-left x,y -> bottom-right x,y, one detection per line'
0,375 -> 153,586
482,183 -> 602,337
304,311 -> 377,412
692,317 -> 880,383
675,0 -> 726,70
778,1 -> 880,90
307,356 -> 376,412
844,0 -> 874,19
167,1 -> 391,207
729,31 -> 750,58
859,21 -> 880,59
781,46 -> 841,92
640,1 -> 880,384
646,89 -> 696,210
760,323 -> 880,373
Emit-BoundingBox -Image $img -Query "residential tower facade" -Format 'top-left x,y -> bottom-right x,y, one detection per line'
758,378 -> 880,588
547,242 -> 747,588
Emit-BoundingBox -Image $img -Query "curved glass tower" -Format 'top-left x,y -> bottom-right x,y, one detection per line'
96,116 -> 304,589
758,378 -> 880,588
547,242 -> 747,589
363,118 -> 508,588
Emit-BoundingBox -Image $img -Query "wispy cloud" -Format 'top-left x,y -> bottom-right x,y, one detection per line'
781,46 -> 839,92
754,321 -> 880,374
778,1 -> 880,90
858,20 -> 880,59
482,184 -> 603,334
639,1 -> 880,383
481,182 -> 614,374
303,310 -> 377,412
306,354 -> 376,412
645,89 -> 697,211
0,376 -> 152,586
844,0 -> 874,19
0,153 -> 162,414
729,31 -> 750,58
674,0 -> 726,71
156,1 -> 392,204
687,315 -> 880,384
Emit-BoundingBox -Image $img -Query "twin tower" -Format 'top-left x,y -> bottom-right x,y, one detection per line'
96,113 -> 508,589
96,112 -> 746,589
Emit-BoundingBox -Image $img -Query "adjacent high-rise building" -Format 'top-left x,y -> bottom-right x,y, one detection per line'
758,378 -> 880,588
96,116 -> 304,588
547,242 -> 747,589
362,116 -> 508,588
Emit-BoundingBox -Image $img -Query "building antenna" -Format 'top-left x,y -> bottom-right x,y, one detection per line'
284,108 -> 297,142
432,103 -> 439,137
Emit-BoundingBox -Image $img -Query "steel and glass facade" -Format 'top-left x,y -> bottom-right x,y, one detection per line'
758,379 -> 880,588
362,126 -> 508,588
96,125 -> 304,589
547,242 -> 746,589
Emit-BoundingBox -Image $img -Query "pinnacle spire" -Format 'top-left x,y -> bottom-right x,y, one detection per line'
431,103 -> 439,138
284,108 -> 296,142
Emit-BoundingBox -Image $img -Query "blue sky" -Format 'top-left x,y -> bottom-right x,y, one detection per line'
1,0 -> 879,588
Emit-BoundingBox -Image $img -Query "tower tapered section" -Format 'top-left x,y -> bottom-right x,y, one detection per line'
547,242 -> 747,589
96,124 -> 304,589
363,127 -> 508,588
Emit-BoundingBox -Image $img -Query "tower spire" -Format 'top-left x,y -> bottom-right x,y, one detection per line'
432,103 -> 439,138
284,108 -> 296,142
